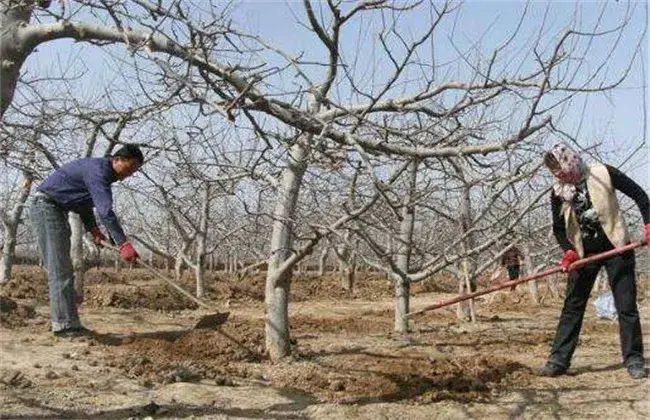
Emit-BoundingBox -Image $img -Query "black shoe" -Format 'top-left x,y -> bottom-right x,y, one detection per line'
538,362 -> 568,377
627,364 -> 647,379
53,326 -> 94,338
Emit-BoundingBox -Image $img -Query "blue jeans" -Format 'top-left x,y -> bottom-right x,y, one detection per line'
29,195 -> 81,332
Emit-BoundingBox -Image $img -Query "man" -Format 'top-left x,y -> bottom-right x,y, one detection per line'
541,143 -> 650,379
501,242 -> 523,290
30,144 -> 142,338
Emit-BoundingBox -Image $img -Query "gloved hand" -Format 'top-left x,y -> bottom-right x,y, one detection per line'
644,223 -> 650,244
120,242 -> 139,262
560,249 -> 579,272
90,227 -> 107,247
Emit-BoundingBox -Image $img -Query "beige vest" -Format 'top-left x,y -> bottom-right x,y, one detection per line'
562,163 -> 629,257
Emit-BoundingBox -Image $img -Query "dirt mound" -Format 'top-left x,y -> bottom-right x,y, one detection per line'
83,269 -> 134,285
411,275 -> 460,294
84,284 -> 197,311
290,273 -> 394,302
289,272 -> 463,301
0,296 -> 36,328
291,314 -> 393,335
96,313 -> 532,404
98,316 -> 266,384
178,272 -> 395,303
172,272 -> 266,303
479,285 -> 566,312
201,271 -> 461,303
0,368 -> 32,389
212,276 -> 265,302
271,350 -> 533,404
0,269 -> 48,302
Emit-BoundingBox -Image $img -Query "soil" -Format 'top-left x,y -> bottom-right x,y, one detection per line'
0,296 -> 37,328
0,265 -> 647,419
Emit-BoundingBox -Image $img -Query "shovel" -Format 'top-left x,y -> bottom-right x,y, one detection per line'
406,241 -> 647,318
101,242 -> 229,329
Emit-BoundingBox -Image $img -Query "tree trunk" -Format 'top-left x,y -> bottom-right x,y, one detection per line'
460,259 -> 476,322
385,232 -> 393,281
174,252 -> 184,281
195,257 -> 204,297
336,236 -> 358,292
221,251 -> 228,274
455,165 -> 477,321
523,245 -> 539,304
317,246 -> 328,276
393,160 -> 417,333
456,267 -> 477,321
195,185 -> 209,298
114,253 -> 121,272
343,265 -> 355,291
340,167 -> 359,291
0,1 -> 37,119
68,213 -> 86,302
341,246 -> 357,292
0,218 -> 17,284
0,177 -> 32,284
265,134 -> 310,360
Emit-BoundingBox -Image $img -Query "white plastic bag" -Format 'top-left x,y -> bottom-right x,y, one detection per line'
593,291 -> 617,320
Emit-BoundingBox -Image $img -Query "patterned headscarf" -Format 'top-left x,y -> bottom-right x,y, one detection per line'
544,143 -> 587,202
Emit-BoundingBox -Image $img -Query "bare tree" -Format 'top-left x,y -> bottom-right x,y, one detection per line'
1,0 -> 644,359
0,169 -> 33,283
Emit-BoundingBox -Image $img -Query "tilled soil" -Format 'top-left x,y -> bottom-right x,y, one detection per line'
98,316 -> 266,385
0,296 -> 37,328
86,314 -> 535,405
0,266 -> 647,419
0,268 -> 48,302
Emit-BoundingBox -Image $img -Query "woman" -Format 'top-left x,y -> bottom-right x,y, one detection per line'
541,143 -> 649,379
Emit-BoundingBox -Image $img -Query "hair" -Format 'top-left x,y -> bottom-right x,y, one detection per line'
543,151 -> 560,171
113,144 -> 144,165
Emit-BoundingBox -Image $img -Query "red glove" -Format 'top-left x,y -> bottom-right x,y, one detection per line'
120,242 -> 139,262
644,223 -> 650,244
90,227 -> 107,247
560,249 -> 579,272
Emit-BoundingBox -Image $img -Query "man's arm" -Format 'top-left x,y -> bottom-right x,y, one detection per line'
83,171 -> 128,245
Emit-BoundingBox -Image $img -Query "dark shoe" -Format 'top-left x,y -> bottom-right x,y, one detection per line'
538,362 -> 568,377
627,364 -> 647,379
53,326 -> 94,338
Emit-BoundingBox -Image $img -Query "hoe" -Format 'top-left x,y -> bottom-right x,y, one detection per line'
406,241 -> 647,318
102,242 -> 230,330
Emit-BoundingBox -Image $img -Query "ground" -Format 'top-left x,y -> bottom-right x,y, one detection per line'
0,266 -> 648,419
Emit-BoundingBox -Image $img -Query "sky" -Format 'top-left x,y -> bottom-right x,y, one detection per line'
21,0 -> 650,188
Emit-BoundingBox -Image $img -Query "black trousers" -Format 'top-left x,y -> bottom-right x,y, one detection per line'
548,246 -> 644,368
507,265 -> 520,280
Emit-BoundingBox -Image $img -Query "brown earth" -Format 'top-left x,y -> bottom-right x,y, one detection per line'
0,296 -> 37,328
0,265 -> 648,419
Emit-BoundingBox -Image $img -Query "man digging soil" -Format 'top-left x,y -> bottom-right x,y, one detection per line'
29,145 -> 143,338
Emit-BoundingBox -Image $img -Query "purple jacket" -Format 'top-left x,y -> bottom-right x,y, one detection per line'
37,158 -> 127,245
